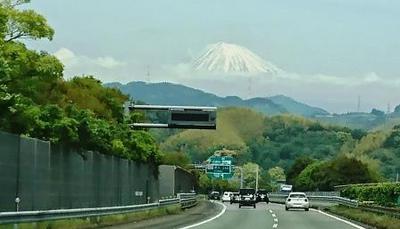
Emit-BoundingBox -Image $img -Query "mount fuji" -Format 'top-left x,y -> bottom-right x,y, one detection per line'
192,42 -> 282,75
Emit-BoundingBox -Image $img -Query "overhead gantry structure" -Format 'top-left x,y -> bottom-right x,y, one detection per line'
125,103 -> 217,129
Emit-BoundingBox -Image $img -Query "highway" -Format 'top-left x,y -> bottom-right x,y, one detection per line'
191,202 -> 362,229
107,201 -> 364,229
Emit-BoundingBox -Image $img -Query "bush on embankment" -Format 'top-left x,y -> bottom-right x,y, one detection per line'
326,205 -> 400,229
340,183 -> 400,207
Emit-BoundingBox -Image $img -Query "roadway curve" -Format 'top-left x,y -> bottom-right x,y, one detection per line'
107,201 -> 364,229
192,202 -> 363,229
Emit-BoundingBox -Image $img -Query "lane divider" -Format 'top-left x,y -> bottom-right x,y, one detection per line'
268,208 -> 279,229
179,201 -> 227,229
310,209 -> 365,229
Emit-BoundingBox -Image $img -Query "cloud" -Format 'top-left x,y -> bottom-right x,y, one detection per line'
363,72 -> 381,83
54,47 -> 125,70
164,60 -> 396,88
94,57 -> 125,69
53,48 -> 128,81
54,48 -> 77,66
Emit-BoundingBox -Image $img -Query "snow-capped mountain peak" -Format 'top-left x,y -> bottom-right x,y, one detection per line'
192,42 -> 281,74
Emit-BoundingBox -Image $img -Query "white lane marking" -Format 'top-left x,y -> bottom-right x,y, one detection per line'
310,209 -> 365,229
268,208 -> 278,228
179,201 -> 227,229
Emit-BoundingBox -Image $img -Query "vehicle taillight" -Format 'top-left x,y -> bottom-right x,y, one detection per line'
288,198 -> 291,202
304,198 -> 308,202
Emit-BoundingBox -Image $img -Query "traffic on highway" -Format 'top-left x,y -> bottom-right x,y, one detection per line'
192,201 -> 360,229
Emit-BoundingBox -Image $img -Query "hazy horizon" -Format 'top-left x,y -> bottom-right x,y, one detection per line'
24,0 -> 400,113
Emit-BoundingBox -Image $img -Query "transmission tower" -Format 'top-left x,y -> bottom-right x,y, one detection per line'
357,96 -> 361,112
146,65 -> 151,82
247,77 -> 252,99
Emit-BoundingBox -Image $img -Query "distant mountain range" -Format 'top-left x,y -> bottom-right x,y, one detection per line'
105,81 -> 329,117
105,81 -> 400,129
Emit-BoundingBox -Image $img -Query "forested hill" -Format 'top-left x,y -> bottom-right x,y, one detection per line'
106,81 -> 329,117
160,107 -> 400,189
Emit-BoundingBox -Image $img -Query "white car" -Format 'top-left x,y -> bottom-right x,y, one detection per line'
285,192 -> 310,211
222,191 -> 232,202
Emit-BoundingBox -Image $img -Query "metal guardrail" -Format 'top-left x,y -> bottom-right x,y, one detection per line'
268,192 -> 400,218
0,193 -> 197,225
178,193 -> 198,209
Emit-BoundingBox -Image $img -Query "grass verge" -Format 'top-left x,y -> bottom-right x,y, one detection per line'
0,204 -> 181,229
326,205 -> 400,229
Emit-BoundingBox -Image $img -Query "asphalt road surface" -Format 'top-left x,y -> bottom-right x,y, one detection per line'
193,202 -> 362,229
107,201 -> 364,229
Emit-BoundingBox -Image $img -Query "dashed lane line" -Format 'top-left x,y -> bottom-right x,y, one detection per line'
269,208 -> 279,229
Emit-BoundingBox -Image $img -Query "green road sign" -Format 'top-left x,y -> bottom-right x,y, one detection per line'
206,156 -> 234,179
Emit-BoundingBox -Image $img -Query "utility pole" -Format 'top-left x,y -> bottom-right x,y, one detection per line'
235,166 -> 244,189
240,168 -> 243,189
396,172 -> 399,183
255,165 -> 259,192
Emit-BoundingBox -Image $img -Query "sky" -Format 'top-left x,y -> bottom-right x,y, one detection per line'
24,0 -> 400,113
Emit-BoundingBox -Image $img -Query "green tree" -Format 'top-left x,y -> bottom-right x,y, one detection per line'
286,156 -> 314,185
0,0 -> 163,165
162,151 -> 191,168
294,156 -> 379,191
1,0 -> 54,42
268,166 -> 286,181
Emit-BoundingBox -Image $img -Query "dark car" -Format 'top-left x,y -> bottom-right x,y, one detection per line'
208,191 -> 220,200
230,192 -> 240,204
238,188 -> 256,208
256,189 -> 269,203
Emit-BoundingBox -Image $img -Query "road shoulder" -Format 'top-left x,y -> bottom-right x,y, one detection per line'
104,200 -> 223,229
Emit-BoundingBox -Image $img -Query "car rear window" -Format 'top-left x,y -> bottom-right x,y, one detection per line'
239,189 -> 255,194
289,194 -> 306,198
